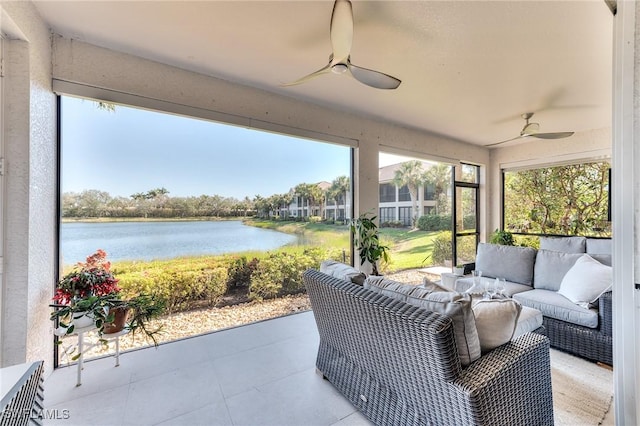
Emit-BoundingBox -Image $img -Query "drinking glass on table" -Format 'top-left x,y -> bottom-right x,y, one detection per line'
496,278 -> 506,297
484,278 -> 496,299
466,270 -> 483,295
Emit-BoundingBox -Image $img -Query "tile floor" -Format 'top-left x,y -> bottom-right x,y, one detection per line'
44,311 -> 371,426
44,310 -> 614,426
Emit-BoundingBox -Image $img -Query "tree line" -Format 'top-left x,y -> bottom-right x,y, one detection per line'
62,176 -> 353,219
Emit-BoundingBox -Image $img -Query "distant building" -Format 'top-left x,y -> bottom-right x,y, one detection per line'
378,162 -> 438,226
284,161 -> 440,226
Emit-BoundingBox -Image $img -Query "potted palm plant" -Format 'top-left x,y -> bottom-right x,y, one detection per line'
350,213 -> 390,276
51,249 -> 164,345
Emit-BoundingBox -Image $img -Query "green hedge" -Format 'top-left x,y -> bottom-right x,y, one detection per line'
113,247 -> 348,313
430,231 -> 476,265
115,257 -> 229,312
417,214 -> 451,231
249,247 -> 343,301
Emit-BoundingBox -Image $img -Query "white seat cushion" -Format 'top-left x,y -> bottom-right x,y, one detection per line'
514,306 -> 543,337
513,289 -> 598,328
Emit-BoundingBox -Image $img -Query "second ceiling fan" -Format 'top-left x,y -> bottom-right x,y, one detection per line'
282,0 -> 401,90
487,112 -> 575,147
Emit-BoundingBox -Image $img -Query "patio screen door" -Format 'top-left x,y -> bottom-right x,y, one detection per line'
452,165 -> 480,268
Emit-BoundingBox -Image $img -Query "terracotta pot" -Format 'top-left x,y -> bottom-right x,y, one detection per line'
104,307 -> 129,334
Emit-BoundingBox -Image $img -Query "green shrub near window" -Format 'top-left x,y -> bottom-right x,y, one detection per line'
249,250 -> 317,300
417,214 -> 451,231
115,247 -> 346,311
117,263 -> 227,312
227,256 -> 259,291
431,231 -> 476,266
432,231 -> 453,264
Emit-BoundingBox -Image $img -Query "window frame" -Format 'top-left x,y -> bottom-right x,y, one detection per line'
501,162 -> 612,238
452,164 -> 480,267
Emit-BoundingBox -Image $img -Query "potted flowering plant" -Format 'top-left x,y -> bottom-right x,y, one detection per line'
53,249 -> 120,305
51,249 -> 164,344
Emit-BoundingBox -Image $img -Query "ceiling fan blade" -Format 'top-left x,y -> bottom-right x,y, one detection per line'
349,63 -> 401,90
531,132 -> 575,139
330,0 -> 353,64
485,135 -> 524,147
281,63 -> 331,87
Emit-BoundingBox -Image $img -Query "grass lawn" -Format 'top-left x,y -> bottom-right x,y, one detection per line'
247,218 -> 444,272
379,228 -> 443,271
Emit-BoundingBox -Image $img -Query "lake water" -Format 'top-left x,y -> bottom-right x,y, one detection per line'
60,220 -> 299,265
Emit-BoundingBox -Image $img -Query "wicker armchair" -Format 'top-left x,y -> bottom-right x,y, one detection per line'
304,269 -> 554,426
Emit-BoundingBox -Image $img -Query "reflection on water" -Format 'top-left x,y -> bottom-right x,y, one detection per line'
60,220 -> 299,265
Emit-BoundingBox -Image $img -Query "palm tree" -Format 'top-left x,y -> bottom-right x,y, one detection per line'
392,161 -> 427,228
329,176 -> 350,222
253,195 -> 267,218
294,183 -> 313,219
307,184 -> 324,218
424,163 -> 453,214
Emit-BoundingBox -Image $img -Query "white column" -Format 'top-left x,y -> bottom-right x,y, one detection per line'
612,1 -> 639,423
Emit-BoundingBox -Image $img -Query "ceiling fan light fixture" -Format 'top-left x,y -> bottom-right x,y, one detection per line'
331,63 -> 348,74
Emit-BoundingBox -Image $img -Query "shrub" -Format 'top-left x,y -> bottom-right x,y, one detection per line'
431,231 -> 453,265
489,229 -> 515,246
462,214 -> 476,230
249,253 -> 294,300
114,245 -> 345,312
417,214 -> 452,231
456,237 -> 477,265
227,256 -> 259,291
514,235 -> 540,249
116,257 -> 228,313
249,250 -> 321,301
381,220 -> 404,228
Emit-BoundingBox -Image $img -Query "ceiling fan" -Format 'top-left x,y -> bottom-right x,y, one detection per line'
282,0 -> 401,90
487,112 -> 575,147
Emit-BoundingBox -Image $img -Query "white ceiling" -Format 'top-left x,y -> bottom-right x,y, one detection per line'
33,0 -> 614,147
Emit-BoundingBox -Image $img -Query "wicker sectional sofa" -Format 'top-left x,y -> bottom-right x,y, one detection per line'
455,237 -> 613,365
303,268 -> 554,426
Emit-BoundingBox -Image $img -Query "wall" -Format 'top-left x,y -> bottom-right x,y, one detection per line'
0,2 -> 57,370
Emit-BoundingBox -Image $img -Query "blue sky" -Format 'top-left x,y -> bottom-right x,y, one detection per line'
61,96 -> 354,199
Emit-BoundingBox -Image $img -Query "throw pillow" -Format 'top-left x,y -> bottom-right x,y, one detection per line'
422,277 -> 452,293
533,250 -> 583,291
472,298 -> 522,353
403,291 -> 481,366
475,243 -> 537,285
364,276 -> 481,366
320,260 -> 366,285
539,236 -> 586,253
558,254 -> 612,308
363,276 -> 420,301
